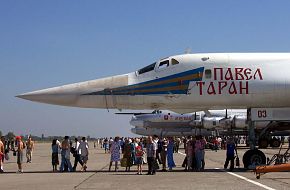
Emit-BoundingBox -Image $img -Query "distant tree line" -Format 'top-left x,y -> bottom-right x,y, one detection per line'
0,131 -> 97,142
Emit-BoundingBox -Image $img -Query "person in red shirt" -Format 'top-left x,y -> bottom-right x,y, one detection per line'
212,137 -> 219,152
135,141 -> 144,175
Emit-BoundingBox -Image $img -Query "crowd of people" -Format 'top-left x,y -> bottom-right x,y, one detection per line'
51,136 -> 89,172
103,135 -> 177,175
0,135 -> 89,173
0,135 -> 34,173
0,134 -> 289,174
101,135 -> 236,174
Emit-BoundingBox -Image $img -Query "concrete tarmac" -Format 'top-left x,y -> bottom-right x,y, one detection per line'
0,143 -> 289,190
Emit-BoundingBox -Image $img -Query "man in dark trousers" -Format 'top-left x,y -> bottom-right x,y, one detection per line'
72,138 -> 83,171
224,137 -> 237,171
146,136 -> 157,175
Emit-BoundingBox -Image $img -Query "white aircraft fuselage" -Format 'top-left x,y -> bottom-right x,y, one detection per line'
17,53 -> 290,113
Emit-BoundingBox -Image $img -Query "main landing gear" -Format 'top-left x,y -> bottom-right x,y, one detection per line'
242,118 -> 267,169
258,122 -> 281,149
242,108 -> 290,169
258,137 -> 281,149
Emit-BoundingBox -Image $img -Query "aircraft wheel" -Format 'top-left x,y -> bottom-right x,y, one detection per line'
270,139 -> 281,148
258,138 -> 269,149
243,149 -> 266,169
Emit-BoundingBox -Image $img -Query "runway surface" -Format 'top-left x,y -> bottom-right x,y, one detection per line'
0,142 -> 289,190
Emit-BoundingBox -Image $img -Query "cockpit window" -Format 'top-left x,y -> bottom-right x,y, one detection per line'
171,58 -> 179,65
152,110 -> 162,114
205,69 -> 212,78
158,60 -> 169,69
138,62 -> 156,74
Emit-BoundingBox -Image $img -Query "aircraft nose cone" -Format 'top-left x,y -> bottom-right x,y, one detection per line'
16,87 -> 78,106
16,91 -> 45,101
130,116 -> 145,127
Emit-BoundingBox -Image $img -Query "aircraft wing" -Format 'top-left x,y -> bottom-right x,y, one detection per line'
115,112 -> 152,115
168,108 -> 201,114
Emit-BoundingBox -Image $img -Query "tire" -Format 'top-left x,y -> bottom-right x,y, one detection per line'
243,149 -> 266,169
258,138 -> 269,149
270,139 -> 281,148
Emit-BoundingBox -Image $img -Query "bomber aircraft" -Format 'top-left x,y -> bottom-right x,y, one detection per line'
17,53 -> 290,168
128,109 -> 288,149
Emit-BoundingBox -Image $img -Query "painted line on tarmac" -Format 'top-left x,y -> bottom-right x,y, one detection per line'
74,164 -> 109,190
214,168 -> 276,190
177,152 -> 276,190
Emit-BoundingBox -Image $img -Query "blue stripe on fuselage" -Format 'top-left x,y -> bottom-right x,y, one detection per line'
83,67 -> 204,95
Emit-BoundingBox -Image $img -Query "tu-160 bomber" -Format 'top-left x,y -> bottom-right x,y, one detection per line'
17,53 -> 290,168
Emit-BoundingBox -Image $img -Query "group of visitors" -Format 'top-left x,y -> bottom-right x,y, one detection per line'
51,136 -> 89,172
109,136 -> 146,173
183,135 -> 207,171
107,135 -> 177,175
0,135 -> 34,173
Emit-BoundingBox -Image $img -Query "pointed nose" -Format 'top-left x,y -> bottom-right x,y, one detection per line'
130,116 -> 145,127
16,86 -> 79,106
16,74 -> 129,108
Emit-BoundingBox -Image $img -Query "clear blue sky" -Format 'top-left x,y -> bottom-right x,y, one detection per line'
1,1 -> 290,137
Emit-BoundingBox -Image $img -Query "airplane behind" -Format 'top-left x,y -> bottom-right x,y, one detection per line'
130,126 -> 214,137
129,109 -> 290,148
129,109 -> 251,130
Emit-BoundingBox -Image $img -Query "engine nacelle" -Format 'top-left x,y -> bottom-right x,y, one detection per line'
233,115 -> 248,129
218,118 -> 232,129
189,120 -> 202,127
202,117 -> 222,129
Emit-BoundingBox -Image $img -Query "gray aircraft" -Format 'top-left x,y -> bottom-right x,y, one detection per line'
128,110 -> 289,148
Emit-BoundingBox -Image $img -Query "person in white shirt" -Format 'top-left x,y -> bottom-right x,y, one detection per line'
78,137 -> 89,171
109,137 -> 114,150
73,138 -> 83,171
